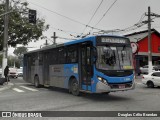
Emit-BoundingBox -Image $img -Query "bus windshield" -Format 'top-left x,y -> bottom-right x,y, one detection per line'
96,45 -> 133,70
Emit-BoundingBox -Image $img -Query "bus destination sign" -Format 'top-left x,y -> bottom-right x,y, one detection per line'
101,37 -> 126,44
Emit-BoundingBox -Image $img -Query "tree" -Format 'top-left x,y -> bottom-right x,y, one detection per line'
13,46 -> 28,58
13,46 -> 28,67
0,54 -> 20,68
8,55 -> 20,68
0,0 -> 49,49
0,54 -> 2,67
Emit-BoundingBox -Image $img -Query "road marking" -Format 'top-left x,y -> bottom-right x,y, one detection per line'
15,83 -> 32,85
136,82 -> 143,85
19,86 -> 38,92
13,88 -> 24,92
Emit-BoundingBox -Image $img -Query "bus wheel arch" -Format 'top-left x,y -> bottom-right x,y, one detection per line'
68,76 -> 80,96
34,74 -> 40,88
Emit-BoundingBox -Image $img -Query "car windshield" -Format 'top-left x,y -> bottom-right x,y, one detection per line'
96,45 -> 133,70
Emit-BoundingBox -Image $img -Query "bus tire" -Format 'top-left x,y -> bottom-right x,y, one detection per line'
34,76 -> 40,88
70,78 -> 80,96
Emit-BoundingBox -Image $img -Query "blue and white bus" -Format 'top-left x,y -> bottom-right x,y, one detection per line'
23,35 -> 135,95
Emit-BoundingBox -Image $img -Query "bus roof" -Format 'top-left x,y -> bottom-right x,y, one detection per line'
24,34 -> 127,55
65,34 -> 127,45
24,43 -> 64,55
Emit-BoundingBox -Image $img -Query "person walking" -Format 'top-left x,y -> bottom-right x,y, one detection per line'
4,66 -> 9,83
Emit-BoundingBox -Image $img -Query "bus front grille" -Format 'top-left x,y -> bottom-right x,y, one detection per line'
109,83 -> 132,89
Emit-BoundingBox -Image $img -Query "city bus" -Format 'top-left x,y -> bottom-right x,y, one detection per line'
23,35 -> 135,95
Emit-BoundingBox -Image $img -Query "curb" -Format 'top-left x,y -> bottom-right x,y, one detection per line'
0,82 -> 14,92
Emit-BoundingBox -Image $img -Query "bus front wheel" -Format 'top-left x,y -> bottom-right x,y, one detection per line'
34,76 -> 40,88
70,78 -> 80,96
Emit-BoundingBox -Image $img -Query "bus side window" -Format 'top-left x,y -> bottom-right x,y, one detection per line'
58,47 -> 66,64
50,49 -> 58,64
23,55 -> 27,67
30,53 -> 37,66
67,46 -> 78,63
38,52 -> 43,65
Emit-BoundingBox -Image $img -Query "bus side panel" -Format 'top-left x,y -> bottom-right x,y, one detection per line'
63,64 -> 79,89
30,66 -> 35,84
49,64 -> 66,88
23,66 -> 27,82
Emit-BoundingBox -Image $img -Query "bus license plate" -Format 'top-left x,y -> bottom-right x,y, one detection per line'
119,85 -> 125,89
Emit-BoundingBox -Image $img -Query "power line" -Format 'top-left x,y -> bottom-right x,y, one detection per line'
81,0 -> 104,35
96,13 -> 149,35
28,1 -> 103,32
94,0 -> 118,27
26,1 -> 159,38
50,26 -> 83,38
138,13 -> 146,23
29,1 -> 85,26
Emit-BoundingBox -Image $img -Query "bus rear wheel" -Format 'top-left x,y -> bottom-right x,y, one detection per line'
70,78 -> 80,96
34,76 -> 40,88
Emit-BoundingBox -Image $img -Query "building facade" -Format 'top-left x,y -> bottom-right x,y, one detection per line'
125,29 -> 160,73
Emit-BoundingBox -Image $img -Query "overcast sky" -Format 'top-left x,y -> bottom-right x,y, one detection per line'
9,0 -> 160,54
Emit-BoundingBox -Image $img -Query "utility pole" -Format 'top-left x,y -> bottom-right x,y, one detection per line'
2,0 -> 9,77
45,40 -> 48,46
148,6 -> 152,74
51,32 -> 57,44
145,7 -> 160,73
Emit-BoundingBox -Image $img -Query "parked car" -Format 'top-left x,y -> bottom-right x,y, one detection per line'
17,68 -> 23,77
142,71 -> 160,88
9,68 -> 18,78
140,65 -> 159,74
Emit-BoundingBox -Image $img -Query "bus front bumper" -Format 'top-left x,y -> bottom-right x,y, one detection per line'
96,81 -> 135,93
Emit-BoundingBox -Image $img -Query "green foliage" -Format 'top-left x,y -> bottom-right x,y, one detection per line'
13,46 -> 28,59
0,0 -> 49,49
0,55 -> 20,68
7,55 -> 20,68
0,54 -> 2,67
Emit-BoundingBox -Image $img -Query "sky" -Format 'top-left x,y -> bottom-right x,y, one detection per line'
8,0 -> 160,55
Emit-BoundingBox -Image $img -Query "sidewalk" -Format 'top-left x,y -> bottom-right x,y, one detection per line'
0,82 -> 14,92
135,75 -> 142,84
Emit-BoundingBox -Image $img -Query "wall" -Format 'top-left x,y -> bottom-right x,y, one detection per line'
138,33 -> 160,53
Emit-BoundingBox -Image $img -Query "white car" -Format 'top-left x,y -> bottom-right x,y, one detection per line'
9,68 -> 18,78
140,65 -> 158,74
17,68 -> 23,77
142,71 -> 160,88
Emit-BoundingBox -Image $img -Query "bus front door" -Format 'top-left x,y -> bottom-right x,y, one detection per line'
80,43 -> 92,91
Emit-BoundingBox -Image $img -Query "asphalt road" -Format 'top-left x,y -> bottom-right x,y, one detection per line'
0,77 -> 160,120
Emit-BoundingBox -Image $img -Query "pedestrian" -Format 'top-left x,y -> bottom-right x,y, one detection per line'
4,66 -> 9,82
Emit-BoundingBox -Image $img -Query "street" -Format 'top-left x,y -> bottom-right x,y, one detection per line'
0,77 -> 160,119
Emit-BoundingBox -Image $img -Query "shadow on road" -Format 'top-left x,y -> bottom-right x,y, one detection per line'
80,93 -> 132,102
23,84 -> 132,102
43,86 -> 132,102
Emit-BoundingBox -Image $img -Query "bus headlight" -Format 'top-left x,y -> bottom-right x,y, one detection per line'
97,77 -> 102,81
97,76 -> 107,84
